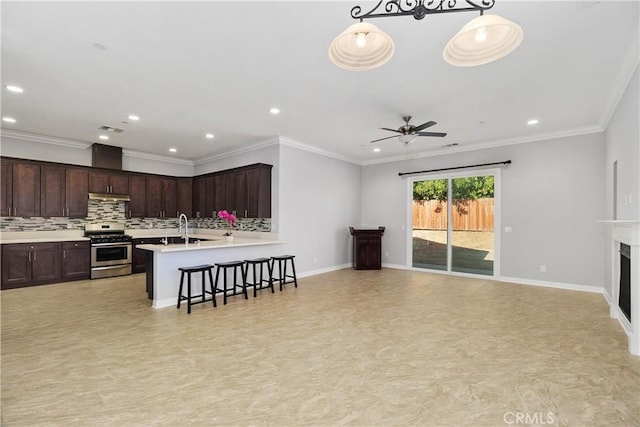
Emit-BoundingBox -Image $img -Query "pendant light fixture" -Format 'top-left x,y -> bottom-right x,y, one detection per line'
329,21 -> 394,71
329,0 -> 523,70
443,14 -> 523,66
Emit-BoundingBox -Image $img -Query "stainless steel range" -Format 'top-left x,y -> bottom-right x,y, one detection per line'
84,223 -> 132,279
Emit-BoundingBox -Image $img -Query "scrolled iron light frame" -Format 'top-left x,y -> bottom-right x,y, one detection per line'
349,0 -> 496,22
329,0 -> 521,70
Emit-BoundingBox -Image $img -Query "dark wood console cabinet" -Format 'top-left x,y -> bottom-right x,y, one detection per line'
349,227 -> 385,270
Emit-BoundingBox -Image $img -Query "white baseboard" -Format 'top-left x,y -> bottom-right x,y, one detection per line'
297,263 -> 352,279
497,276 -> 603,294
382,263 -> 411,270
153,297 -> 176,309
255,260 -> 608,299
602,288 -> 613,305
377,263 -> 604,295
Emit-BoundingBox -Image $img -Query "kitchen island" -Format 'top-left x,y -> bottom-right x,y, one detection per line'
137,233 -> 284,309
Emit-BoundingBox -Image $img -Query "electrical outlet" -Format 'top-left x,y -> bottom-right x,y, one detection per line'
540,265 -> 546,273
313,257 -> 318,263
504,226 -> 512,233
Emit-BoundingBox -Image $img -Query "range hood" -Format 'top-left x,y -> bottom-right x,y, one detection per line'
88,192 -> 131,202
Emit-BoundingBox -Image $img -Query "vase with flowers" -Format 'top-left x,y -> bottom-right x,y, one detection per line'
217,210 -> 237,242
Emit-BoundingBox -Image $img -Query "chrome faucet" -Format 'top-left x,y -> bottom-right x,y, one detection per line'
178,213 -> 189,242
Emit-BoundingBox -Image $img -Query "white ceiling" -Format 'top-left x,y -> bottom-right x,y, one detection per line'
1,1 -> 638,164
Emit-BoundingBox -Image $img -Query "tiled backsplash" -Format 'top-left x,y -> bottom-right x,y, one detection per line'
0,200 -> 271,232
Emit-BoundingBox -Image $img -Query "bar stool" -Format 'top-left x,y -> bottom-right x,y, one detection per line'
270,255 -> 298,291
177,264 -> 216,314
244,258 -> 274,297
215,260 -> 248,305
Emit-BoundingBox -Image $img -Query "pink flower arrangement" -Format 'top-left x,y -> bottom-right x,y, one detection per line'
217,210 -> 236,236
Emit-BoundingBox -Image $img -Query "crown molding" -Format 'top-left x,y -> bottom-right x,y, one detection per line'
599,27 -> 640,129
361,125 -> 603,166
121,149 -> 194,166
0,129 -> 92,150
278,136 -> 361,165
193,138 -> 280,166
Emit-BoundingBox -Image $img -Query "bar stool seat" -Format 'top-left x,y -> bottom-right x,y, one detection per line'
177,264 -> 216,314
245,258 -> 274,297
270,255 -> 298,291
215,260 -> 248,305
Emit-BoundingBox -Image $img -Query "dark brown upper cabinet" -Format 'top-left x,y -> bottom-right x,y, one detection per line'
177,177 -> 193,218
0,159 -> 12,216
65,168 -> 88,218
89,171 -> 129,194
146,176 -> 177,218
191,163 -> 272,219
128,175 -> 146,218
11,161 -> 41,217
192,176 -> 207,218
40,165 -> 65,217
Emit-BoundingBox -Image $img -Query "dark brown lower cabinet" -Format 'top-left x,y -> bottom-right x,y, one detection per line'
349,227 -> 385,270
1,242 -> 61,289
61,241 -> 90,281
132,238 -> 163,273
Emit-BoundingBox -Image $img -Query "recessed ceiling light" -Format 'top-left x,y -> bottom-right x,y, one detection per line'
169,148 -> 177,153
269,107 -> 280,115
205,133 -> 215,139
373,148 -> 381,152
128,115 -> 140,121
99,135 -> 109,140
2,117 -> 17,123
5,85 -> 23,93
527,119 -> 539,125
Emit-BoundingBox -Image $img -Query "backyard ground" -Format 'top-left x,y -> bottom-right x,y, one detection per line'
412,230 -> 494,274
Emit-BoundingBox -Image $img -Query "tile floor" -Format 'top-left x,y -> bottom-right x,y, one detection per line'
1,268 -> 639,426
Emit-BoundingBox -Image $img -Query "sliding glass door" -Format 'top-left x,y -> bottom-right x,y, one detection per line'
411,172 -> 497,276
411,178 -> 448,270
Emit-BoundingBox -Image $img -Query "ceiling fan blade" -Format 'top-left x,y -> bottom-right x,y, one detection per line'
416,132 -> 447,137
380,127 -> 402,134
412,121 -> 437,132
370,135 -> 400,143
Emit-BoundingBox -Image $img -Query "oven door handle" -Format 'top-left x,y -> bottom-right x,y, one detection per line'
91,242 -> 132,247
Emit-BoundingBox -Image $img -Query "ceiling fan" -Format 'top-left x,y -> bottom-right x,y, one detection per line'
371,115 -> 447,144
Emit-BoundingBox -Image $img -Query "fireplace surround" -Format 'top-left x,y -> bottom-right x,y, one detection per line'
600,220 -> 639,356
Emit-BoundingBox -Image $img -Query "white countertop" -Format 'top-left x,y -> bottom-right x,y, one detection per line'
137,235 -> 284,253
0,228 -> 278,245
0,230 -> 89,244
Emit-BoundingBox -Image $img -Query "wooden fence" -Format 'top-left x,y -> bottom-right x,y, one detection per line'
413,198 -> 494,231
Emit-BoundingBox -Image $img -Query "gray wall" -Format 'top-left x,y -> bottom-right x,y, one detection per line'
361,132 -> 606,288
605,66 -> 639,222
278,143 -> 361,274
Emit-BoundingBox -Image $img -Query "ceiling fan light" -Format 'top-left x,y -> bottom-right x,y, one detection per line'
329,22 -> 394,71
399,134 -> 417,144
443,14 -> 523,67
